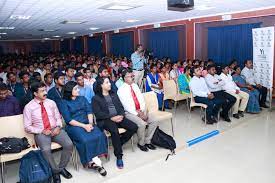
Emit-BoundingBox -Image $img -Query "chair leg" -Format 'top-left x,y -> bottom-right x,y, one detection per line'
107,137 -> 110,161
131,136 -> 135,152
186,98 -> 190,113
162,99 -> 165,111
0,162 -> 5,183
71,146 -> 75,169
73,146 -> 79,171
170,118 -> 175,137
174,101 -> 177,116
204,108 -> 207,125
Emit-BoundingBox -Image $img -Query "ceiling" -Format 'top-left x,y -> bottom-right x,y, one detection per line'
0,0 -> 275,40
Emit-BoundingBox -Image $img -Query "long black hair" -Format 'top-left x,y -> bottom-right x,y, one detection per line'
94,77 -> 112,97
62,81 -> 77,100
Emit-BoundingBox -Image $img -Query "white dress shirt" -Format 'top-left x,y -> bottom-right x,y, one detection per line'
241,67 -> 257,85
204,74 -> 225,92
84,77 -> 96,89
220,73 -> 240,92
0,72 -> 7,84
189,76 -> 210,97
117,83 -> 146,116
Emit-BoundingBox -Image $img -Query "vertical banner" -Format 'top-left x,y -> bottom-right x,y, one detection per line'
252,27 -> 274,89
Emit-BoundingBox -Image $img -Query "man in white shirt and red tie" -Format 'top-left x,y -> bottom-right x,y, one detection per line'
117,69 -> 158,152
23,82 -> 73,183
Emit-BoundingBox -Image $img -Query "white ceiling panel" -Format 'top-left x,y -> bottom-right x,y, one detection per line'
0,0 -> 275,40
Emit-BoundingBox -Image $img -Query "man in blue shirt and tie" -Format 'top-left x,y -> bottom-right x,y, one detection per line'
131,44 -> 147,88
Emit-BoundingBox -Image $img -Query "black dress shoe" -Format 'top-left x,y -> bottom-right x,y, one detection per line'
60,168 -> 72,179
212,117 -> 218,123
238,111 -> 244,117
206,118 -> 215,124
137,144 -> 149,152
145,143 -> 156,150
223,117 -> 231,122
233,114 -> 240,119
52,173 -> 61,183
260,104 -> 269,108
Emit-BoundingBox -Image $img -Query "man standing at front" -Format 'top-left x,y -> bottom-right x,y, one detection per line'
23,82 -> 73,183
117,69 -> 157,152
131,44 -> 147,88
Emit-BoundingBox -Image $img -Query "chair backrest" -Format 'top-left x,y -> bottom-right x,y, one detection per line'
163,80 -> 177,100
143,91 -> 159,113
0,114 -> 35,146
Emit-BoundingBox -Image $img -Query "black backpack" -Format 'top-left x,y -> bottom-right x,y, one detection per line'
151,127 -> 176,160
0,137 -> 30,154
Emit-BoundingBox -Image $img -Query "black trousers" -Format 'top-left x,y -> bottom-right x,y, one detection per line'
253,85 -> 268,105
194,96 -> 223,120
100,118 -> 138,159
212,90 -> 236,117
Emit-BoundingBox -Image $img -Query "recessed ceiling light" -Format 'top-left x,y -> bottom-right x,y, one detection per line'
67,32 -> 77,35
38,29 -> 58,32
0,33 -> 7,35
42,38 -> 50,40
61,20 -> 87,24
0,27 -> 15,30
10,15 -> 31,20
89,33 -> 94,37
123,19 -> 140,23
100,3 -> 141,11
52,35 -> 61,38
195,5 -> 215,11
89,27 -> 99,30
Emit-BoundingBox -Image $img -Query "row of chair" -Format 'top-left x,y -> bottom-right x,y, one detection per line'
0,91 -> 173,183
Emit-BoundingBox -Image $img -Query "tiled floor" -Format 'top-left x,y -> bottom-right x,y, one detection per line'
3,104 -> 275,183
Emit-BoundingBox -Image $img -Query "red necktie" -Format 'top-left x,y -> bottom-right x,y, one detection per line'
130,85 -> 140,110
40,102 -> 51,130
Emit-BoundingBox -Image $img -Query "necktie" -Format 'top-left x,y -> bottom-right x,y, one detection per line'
130,85 -> 140,110
40,102 -> 51,130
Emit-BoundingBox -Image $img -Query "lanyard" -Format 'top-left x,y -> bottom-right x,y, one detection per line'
55,88 -> 62,98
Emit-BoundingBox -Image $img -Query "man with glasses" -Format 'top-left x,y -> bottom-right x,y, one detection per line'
117,69 -> 157,152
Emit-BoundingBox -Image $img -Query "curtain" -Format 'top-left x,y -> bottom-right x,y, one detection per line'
73,38 -> 83,53
61,39 -> 70,53
148,30 -> 179,62
31,41 -> 53,53
88,36 -> 103,56
207,23 -> 261,66
110,32 -> 134,57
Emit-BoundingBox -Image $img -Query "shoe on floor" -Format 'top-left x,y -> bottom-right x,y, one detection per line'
60,168 -> 72,179
260,104 -> 269,108
97,167 -> 107,176
138,144 -> 149,152
233,114 -> 240,119
238,111 -> 244,117
52,173 -> 61,183
116,159 -> 124,169
145,143 -> 156,150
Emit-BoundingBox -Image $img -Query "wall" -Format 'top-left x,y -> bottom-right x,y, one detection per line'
0,40 -> 59,54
